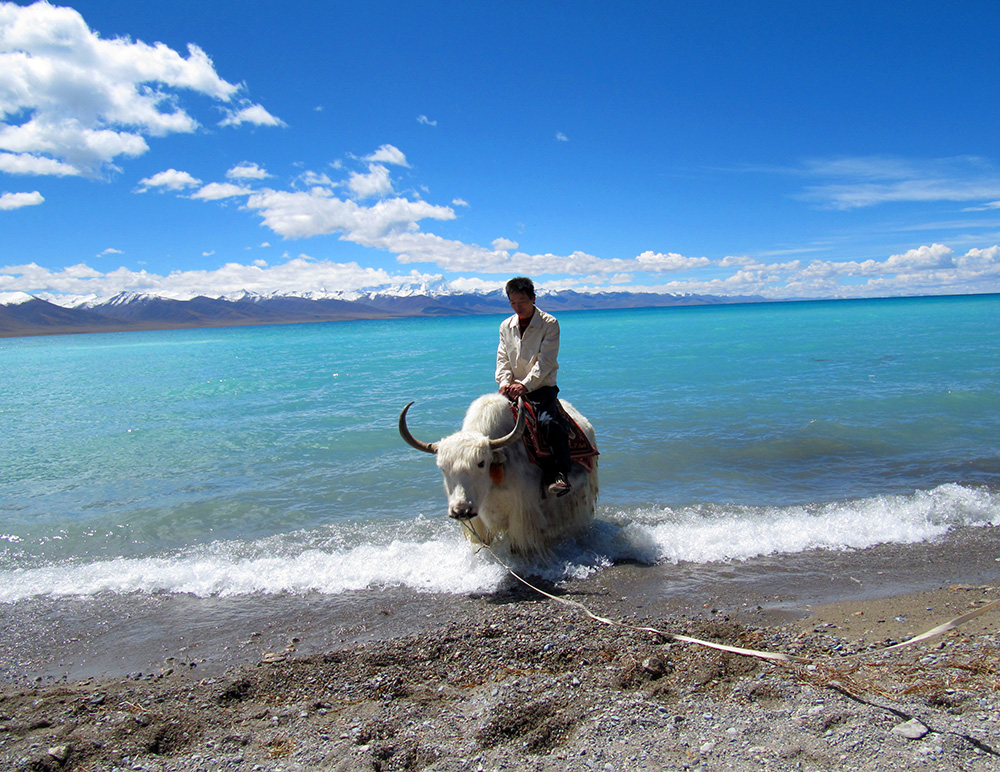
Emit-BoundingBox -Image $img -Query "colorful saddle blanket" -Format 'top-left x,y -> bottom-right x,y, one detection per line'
509,399 -> 599,473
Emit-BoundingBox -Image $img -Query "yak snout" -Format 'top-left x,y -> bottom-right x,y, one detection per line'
449,501 -> 478,520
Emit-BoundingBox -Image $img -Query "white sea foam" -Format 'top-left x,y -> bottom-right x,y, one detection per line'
1,484 -> 996,603
0,534 -> 508,603
606,482 -> 999,565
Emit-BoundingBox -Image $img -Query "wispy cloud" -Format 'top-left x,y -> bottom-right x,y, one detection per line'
796,155 -> 1000,210
417,115 -> 437,126
963,200 -> 1000,212
555,132 -> 569,142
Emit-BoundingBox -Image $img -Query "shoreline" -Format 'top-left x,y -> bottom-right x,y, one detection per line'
2,526 -> 999,687
2,532 -> 999,771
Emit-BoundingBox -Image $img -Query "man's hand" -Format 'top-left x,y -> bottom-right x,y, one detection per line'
505,381 -> 527,399
499,382 -> 524,399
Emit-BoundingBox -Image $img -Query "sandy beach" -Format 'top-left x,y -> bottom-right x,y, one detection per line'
2,532 -> 999,771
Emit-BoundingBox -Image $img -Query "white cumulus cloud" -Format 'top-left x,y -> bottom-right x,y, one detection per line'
492,237 -> 519,251
348,164 -> 394,199
138,139 -> 1000,299
364,144 -> 409,167
226,162 -> 271,180
0,1 -> 279,176
5,241 -> 1000,302
884,243 -> 955,271
245,187 -> 456,242
635,251 -> 711,270
0,189 -> 43,209
191,182 -> 252,201
137,169 -> 202,191
219,103 -> 285,128
0,257 -> 442,300
0,151 -> 80,176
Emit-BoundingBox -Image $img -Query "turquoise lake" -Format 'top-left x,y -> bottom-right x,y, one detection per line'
2,294 -> 998,600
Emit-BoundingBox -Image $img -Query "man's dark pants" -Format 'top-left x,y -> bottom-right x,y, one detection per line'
525,385 -> 572,483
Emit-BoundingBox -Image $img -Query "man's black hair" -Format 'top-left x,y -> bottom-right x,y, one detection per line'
505,276 -> 535,298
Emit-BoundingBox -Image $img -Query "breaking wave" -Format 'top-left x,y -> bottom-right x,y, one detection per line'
2,483 -> 997,603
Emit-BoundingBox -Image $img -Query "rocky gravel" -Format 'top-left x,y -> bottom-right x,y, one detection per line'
2,586 -> 998,772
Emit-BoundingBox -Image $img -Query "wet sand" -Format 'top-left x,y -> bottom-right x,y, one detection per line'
1,529 -> 998,770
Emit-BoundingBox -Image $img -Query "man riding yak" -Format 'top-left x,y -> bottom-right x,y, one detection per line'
398,276 -> 598,555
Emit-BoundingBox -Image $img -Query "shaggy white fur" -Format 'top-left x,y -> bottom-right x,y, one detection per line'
434,393 -> 599,556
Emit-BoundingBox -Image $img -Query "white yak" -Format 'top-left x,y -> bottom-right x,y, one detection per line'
399,394 -> 598,556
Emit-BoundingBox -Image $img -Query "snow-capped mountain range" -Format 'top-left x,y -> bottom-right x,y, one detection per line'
0,287 -> 765,337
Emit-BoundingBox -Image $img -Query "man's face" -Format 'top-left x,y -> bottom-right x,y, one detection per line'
508,291 -> 536,321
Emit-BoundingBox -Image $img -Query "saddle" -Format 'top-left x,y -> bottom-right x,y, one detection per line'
509,399 -> 598,473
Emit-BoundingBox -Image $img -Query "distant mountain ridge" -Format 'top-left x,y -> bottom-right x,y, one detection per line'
0,289 -> 766,338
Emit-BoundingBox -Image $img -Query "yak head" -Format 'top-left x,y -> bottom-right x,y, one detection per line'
399,399 -> 526,520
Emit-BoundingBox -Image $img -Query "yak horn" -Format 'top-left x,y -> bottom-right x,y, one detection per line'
398,402 -> 438,454
489,397 -> 527,450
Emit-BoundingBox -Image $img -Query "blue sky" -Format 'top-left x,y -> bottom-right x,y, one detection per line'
1,0 -> 999,303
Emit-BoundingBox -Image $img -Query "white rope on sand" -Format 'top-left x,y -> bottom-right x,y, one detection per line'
877,598 -> 1000,652
462,522 -> 1000,665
